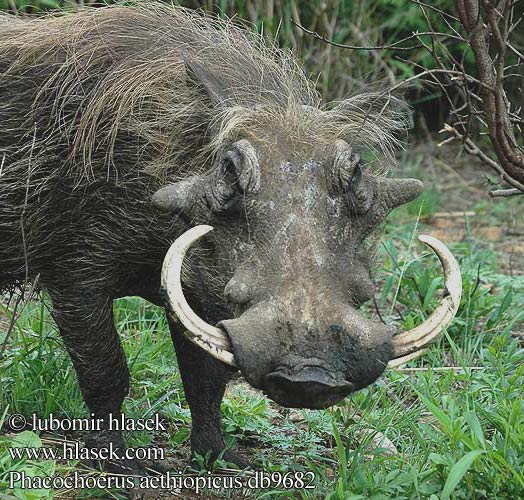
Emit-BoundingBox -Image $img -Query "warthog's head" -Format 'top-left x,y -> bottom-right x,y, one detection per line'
153,67 -> 461,410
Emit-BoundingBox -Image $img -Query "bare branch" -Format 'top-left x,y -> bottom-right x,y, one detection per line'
410,0 -> 460,22
458,0 -> 524,184
489,188 -> 523,197
294,0 -> 524,197
291,19 -> 465,51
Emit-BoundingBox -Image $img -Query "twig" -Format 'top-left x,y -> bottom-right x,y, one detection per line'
20,125 -> 38,301
0,293 -> 23,356
395,366 -> 484,373
489,188 -> 523,197
382,69 -> 493,98
290,20 -> 464,51
470,263 -> 482,300
372,293 -> 387,325
433,211 -> 476,218
409,0 -> 460,22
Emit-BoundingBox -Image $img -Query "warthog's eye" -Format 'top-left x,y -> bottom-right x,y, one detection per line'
207,139 -> 260,215
208,154 -> 242,214
331,141 -> 374,215
347,160 -> 374,214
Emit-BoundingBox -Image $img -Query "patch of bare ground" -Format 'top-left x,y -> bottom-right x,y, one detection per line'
401,140 -> 524,275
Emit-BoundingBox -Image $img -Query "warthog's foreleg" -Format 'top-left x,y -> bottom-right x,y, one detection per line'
168,316 -> 250,469
48,287 -> 146,477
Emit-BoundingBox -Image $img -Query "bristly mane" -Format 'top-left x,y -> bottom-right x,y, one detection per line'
0,2 -> 407,185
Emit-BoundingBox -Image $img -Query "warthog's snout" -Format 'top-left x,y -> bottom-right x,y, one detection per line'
218,300 -> 395,408
264,366 -> 354,409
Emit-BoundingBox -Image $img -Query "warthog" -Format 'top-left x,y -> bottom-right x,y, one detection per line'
0,3 -> 461,472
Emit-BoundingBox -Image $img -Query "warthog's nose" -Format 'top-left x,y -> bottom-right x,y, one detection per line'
264,367 -> 354,409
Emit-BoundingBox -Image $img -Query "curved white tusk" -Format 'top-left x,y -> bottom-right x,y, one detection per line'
388,234 -> 462,367
161,225 -> 237,367
387,349 -> 427,368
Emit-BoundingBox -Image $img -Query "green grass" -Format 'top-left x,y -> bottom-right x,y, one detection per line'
1,164 -> 524,499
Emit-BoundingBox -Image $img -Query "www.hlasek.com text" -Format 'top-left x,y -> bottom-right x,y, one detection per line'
8,441 -> 164,462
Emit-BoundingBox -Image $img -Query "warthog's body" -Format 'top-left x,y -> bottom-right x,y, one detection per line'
0,3 -> 426,471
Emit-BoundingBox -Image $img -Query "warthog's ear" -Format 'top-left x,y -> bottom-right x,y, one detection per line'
185,60 -> 257,108
152,177 -> 204,213
378,176 -> 424,210
349,172 -> 423,216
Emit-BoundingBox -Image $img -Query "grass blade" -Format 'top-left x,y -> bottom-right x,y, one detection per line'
441,450 -> 484,500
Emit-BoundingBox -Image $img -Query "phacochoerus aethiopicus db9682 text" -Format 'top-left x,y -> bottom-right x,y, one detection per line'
0,3 -> 461,474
